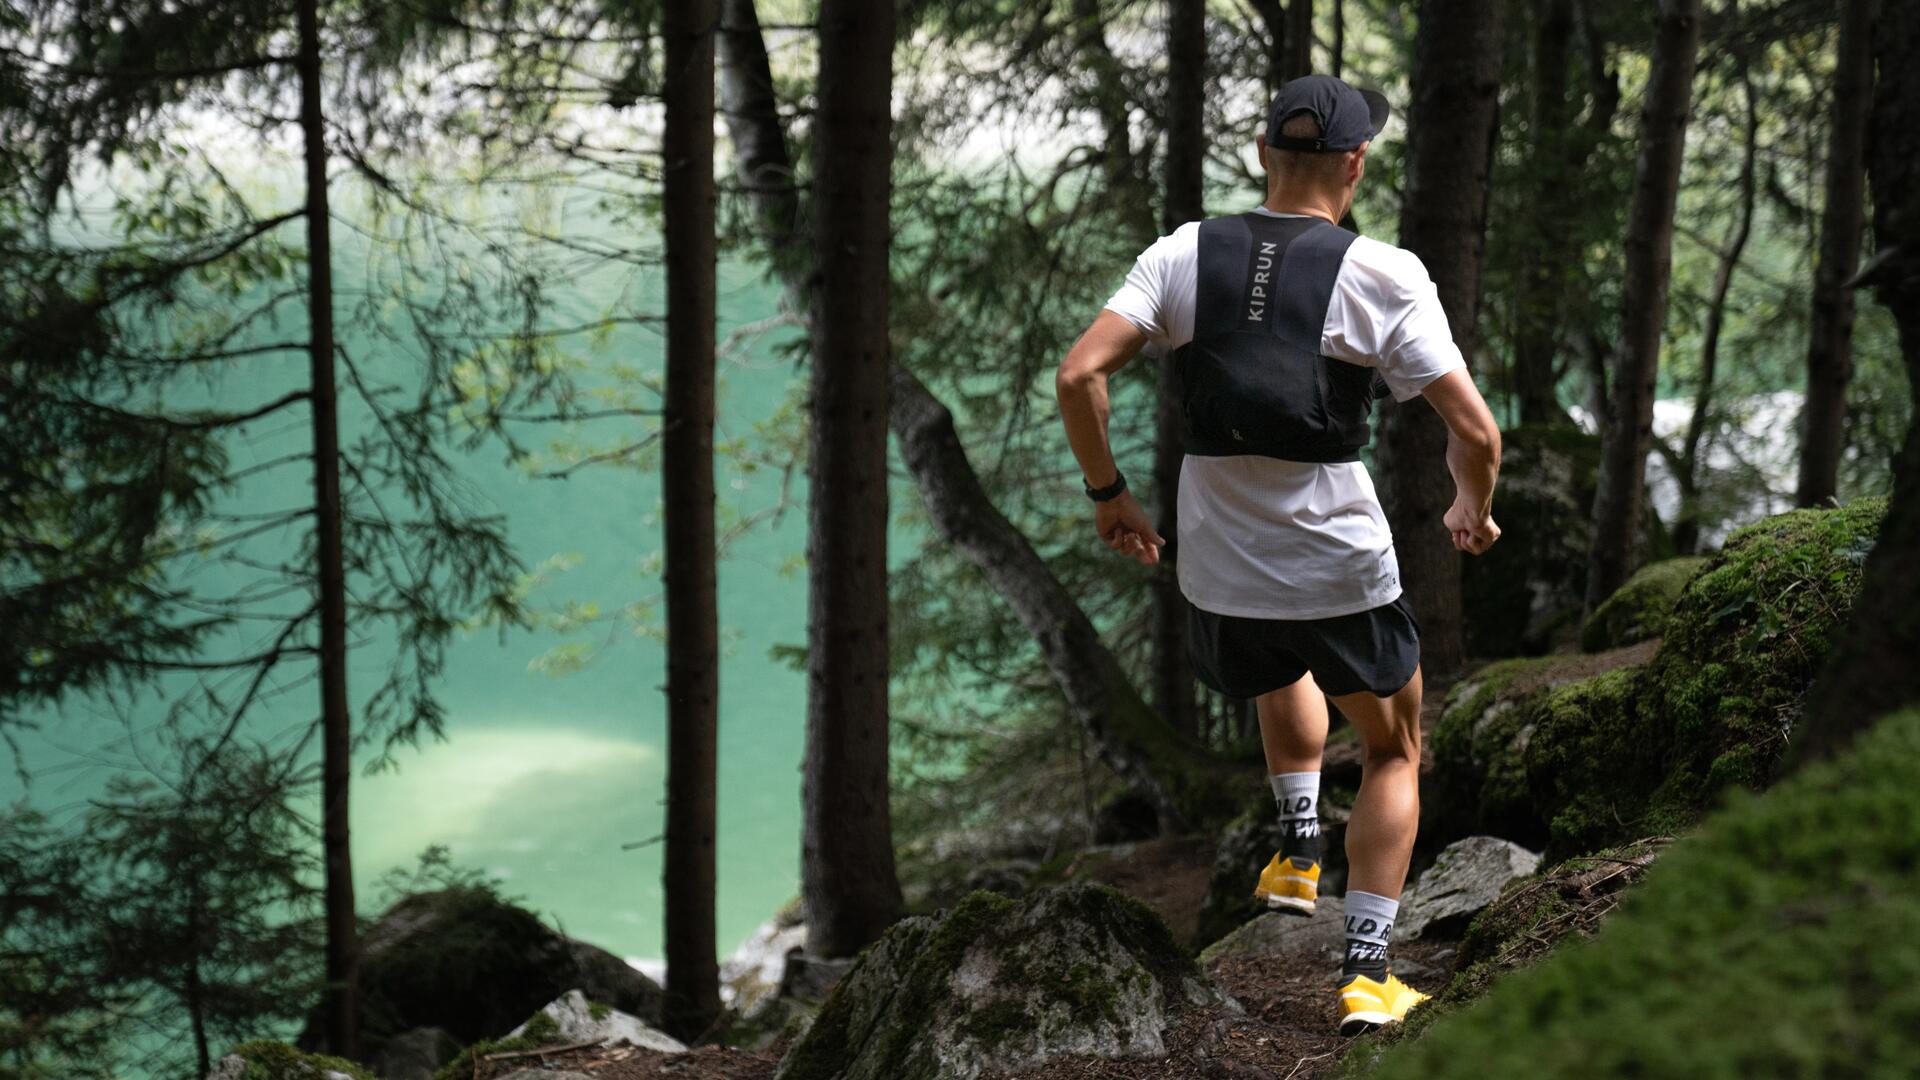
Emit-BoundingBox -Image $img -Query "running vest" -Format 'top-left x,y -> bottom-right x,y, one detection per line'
1173,212 -> 1390,463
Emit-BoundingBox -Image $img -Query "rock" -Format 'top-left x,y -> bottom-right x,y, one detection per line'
496,1072 -> 594,1080
1397,837 -> 1542,941
961,859 -> 1035,897
1092,790 -> 1160,844
1197,896 -> 1347,967
775,884 -> 1238,1080
779,951 -> 854,1004
720,913 -> 809,1011
207,1043 -> 371,1080
711,993 -> 820,1052
508,989 -> 686,1053
367,1027 -> 458,1080
1580,556 -> 1709,652
296,885 -> 664,1053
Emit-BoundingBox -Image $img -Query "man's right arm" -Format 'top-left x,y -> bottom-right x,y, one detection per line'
1420,368 -> 1502,554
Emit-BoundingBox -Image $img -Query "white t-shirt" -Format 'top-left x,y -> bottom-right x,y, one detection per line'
1102,206 -> 1466,620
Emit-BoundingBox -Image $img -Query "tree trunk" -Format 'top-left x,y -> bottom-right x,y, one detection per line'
296,0 -> 357,1057
660,0 -> 721,1039
1583,0 -> 1700,616
802,0 -> 904,959
1375,0 -> 1503,681
1153,0 -> 1205,740
1512,0 -> 1575,425
1793,0 -> 1918,763
1795,0 -> 1875,508
1331,0 -> 1344,78
1251,0 -> 1288,96
1673,47 -> 1756,556
719,0 -> 1226,833
1285,0 -> 1314,80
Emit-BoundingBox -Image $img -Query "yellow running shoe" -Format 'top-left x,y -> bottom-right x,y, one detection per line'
1252,852 -> 1319,915
1337,971 -> 1430,1037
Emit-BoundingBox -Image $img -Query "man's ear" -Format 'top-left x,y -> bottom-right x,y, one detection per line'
1254,134 -> 1271,171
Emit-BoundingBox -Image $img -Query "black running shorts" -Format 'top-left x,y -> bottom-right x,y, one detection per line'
1187,593 -> 1421,698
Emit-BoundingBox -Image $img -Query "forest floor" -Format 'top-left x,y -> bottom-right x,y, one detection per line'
460,688 -> 1467,1079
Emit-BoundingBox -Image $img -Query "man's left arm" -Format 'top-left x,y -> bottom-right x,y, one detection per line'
1055,309 -> 1165,567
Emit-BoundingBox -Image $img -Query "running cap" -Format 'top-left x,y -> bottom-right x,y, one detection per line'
1263,74 -> 1391,153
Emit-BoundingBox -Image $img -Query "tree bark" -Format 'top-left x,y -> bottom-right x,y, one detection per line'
890,365 -> 1233,830
1512,0 -> 1575,425
1795,0 -> 1876,508
1793,0 -> 1919,762
296,0 -> 357,1057
1583,0 -> 1700,616
1285,0 -> 1314,81
802,0 -> 904,959
1375,0 -> 1503,681
1250,0 -> 1288,96
1672,46 -> 1756,556
1153,0 -> 1205,740
660,0 -> 721,1039
719,0 -> 1226,832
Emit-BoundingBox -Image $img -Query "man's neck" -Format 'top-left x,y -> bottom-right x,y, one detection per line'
1261,189 -> 1342,223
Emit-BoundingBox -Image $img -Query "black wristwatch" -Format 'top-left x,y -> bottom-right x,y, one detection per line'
1083,469 -> 1128,502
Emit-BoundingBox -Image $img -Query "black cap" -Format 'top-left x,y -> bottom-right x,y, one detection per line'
1264,74 -> 1391,153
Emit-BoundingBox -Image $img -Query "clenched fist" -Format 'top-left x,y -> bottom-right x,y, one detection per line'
1444,500 -> 1500,555
1096,491 -> 1166,567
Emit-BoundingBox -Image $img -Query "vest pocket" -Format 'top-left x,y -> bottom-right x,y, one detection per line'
1182,334 -> 1327,453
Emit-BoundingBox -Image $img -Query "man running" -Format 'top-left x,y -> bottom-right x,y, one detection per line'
1054,74 -> 1502,1036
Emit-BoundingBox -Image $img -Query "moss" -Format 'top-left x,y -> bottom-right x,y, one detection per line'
586,999 -> 612,1022
1439,502 -> 1885,861
1580,556 -> 1708,652
1355,706 -> 1920,1078
1524,667 -> 1666,856
779,885 -> 1205,1080
1427,657 -> 1564,849
228,1041 -> 379,1080
428,1008 -> 561,1080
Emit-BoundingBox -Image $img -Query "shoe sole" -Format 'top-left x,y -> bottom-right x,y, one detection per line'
1339,1011 -> 1394,1037
1253,889 -> 1315,916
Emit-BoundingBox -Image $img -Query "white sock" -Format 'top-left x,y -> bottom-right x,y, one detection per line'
1269,771 -> 1320,862
1343,889 -> 1398,981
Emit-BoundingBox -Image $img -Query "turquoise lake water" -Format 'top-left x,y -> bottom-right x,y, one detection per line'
4,166 -> 921,984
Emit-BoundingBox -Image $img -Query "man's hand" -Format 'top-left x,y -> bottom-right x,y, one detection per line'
1095,490 -> 1166,566
1444,499 -> 1500,555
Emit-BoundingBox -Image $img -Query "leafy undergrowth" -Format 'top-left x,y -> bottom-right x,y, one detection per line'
1351,706 -> 1920,1078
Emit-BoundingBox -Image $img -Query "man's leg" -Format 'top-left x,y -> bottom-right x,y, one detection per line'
1252,675 -> 1329,913
1324,666 -> 1425,1033
1327,665 -> 1423,901
1255,673 -> 1328,775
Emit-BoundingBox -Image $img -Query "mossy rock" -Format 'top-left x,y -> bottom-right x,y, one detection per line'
1579,556 -> 1708,652
298,885 -> 662,1053
1350,705 -> 1920,1078
1434,500 -> 1884,861
1426,653 -> 1652,852
214,1042 -> 379,1080
774,884 -> 1235,1080
427,1011 -> 561,1080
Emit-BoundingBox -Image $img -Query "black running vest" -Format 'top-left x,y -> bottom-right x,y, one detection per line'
1173,212 -> 1390,463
